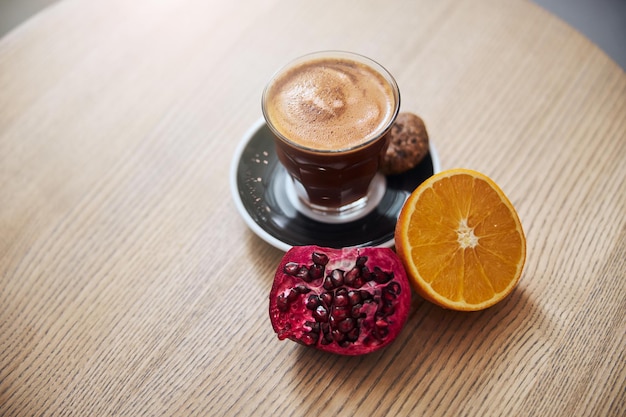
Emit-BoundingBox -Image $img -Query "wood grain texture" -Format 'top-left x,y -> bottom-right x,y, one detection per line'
1,0 -> 624,415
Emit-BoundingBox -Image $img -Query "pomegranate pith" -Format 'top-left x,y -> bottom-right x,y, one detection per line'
269,246 -> 411,355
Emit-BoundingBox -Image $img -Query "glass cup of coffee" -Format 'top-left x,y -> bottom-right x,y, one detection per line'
262,51 -> 401,223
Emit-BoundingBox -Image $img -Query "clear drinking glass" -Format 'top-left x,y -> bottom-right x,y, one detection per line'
262,51 -> 400,223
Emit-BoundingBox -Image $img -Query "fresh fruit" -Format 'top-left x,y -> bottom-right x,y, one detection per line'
394,168 -> 526,311
269,246 -> 411,355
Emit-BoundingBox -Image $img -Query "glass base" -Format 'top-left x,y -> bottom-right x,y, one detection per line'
285,173 -> 387,224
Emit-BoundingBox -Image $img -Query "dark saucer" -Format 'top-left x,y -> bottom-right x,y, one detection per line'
230,118 -> 441,251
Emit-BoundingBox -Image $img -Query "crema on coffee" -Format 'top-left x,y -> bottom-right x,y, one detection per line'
263,57 -> 397,151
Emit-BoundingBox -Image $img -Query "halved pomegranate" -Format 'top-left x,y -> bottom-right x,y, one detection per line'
269,245 -> 411,355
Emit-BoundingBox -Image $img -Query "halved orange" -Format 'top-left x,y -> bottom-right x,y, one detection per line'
394,168 -> 526,311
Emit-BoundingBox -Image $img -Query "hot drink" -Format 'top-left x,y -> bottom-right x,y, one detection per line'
262,51 -> 400,219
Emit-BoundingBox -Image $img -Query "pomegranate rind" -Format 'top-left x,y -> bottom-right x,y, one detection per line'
269,245 -> 411,356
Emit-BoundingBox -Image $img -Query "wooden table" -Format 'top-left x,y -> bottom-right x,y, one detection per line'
1,0 -> 624,415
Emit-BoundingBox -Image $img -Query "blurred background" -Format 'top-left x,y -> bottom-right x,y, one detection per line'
0,0 -> 624,69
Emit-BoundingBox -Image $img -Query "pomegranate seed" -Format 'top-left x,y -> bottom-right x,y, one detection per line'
386,281 -> 401,295
334,290 -> 349,307
305,295 -> 320,310
331,306 -> 350,321
373,267 -> 393,284
312,252 -> 329,266
296,266 -> 311,282
344,267 -> 360,286
338,318 -> 356,333
283,262 -> 299,275
309,264 -> 324,280
347,290 -> 361,305
313,305 -> 329,322
295,284 -> 311,294
276,294 -> 289,312
286,288 -> 298,302
320,292 -> 333,307
323,276 -> 334,291
330,269 -> 344,288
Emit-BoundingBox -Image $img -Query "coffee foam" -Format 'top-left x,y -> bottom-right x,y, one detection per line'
265,57 -> 396,151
